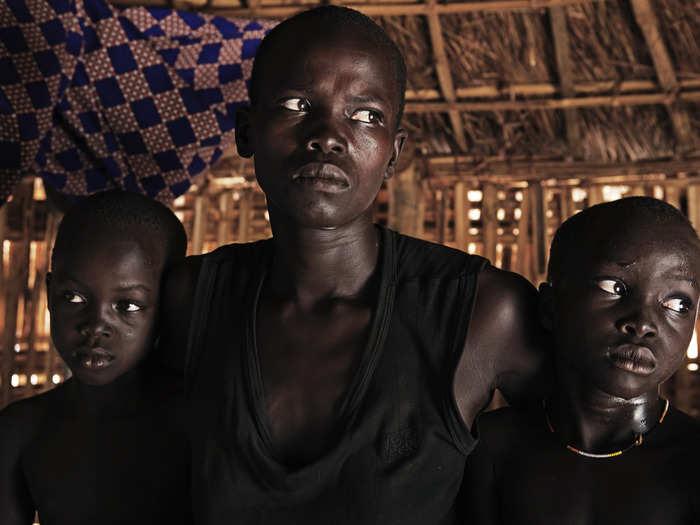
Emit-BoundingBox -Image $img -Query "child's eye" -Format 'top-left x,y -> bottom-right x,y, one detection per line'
350,109 -> 382,124
281,98 -> 310,112
63,292 -> 86,304
596,279 -> 626,296
662,297 -> 691,314
114,301 -> 143,313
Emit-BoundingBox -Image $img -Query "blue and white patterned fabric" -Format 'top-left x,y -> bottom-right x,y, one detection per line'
0,0 -> 276,204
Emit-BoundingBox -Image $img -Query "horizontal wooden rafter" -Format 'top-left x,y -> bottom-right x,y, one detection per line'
114,0 -> 608,17
405,78 -> 700,101
428,157 -> 700,181
404,89 -> 700,113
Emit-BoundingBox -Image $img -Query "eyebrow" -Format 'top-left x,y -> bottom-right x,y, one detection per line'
113,284 -> 152,293
662,273 -> 699,290
56,276 -> 152,294
346,94 -> 389,106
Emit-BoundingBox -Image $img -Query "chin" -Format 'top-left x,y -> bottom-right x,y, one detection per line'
593,373 -> 657,401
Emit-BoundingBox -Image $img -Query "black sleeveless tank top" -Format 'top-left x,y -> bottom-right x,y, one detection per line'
185,226 -> 487,524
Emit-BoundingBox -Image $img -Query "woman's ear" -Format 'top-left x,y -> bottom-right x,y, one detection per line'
538,282 -> 554,332
384,128 -> 407,180
235,105 -> 254,158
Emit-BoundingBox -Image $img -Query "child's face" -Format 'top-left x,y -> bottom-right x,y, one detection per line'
238,24 -> 406,229
548,220 -> 700,399
47,236 -> 161,386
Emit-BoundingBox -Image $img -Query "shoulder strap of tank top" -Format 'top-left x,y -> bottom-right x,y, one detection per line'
184,248 -> 230,392
443,256 -> 490,455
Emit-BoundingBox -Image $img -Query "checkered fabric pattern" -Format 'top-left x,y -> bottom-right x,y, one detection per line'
0,0 -> 277,204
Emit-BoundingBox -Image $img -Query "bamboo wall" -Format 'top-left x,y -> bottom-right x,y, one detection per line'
2,172 -> 700,415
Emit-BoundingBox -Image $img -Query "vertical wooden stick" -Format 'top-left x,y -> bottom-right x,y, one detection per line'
454,182 -> 466,251
517,185 -> 531,282
530,182 -> 547,283
217,191 -> 232,247
664,184 -> 681,210
192,194 -> 206,255
482,183 -> 497,263
238,189 -> 251,243
687,185 -> 700,233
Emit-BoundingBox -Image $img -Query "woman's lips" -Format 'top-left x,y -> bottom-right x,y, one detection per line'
291,162 -> 350,193
73,348 -> 115,370
607,344 -> 656,375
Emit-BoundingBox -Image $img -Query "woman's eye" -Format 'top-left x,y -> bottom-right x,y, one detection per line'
114,301 -> 142,313
351,109 -> 381,124
63,292 -> 85,304
663,297 -> 691,314
281,98 -> 310,112
596,279 -> 626,296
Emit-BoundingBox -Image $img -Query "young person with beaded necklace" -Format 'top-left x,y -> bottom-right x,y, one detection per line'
461,197 -> 700,525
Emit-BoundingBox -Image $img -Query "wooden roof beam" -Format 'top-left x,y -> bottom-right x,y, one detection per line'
405,78 -> 700,101
425,0 -> 468,152
404,89 -> 700,112
549,5 -> 581,159
631,0 -> 694,154
427,157 -> 700,181
135,0 -> 609,18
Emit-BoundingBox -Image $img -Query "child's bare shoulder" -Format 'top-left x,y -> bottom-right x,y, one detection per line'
478,404 -> 544,457
0,383 -> 70,452
656,407 -> 700,454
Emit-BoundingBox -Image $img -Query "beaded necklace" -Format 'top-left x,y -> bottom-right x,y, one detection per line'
543,398 -> 669,459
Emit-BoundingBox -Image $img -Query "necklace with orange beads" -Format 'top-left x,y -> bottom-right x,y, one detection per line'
543,398 -> 669,459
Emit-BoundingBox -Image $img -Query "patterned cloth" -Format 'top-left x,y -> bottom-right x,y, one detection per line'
0,0 -> 276,204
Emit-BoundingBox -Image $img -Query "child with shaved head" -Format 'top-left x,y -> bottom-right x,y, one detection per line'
0,190 -> 192,525
462,197 -> 700,524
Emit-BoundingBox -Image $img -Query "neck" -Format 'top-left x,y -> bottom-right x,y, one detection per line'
266,211 -> 380,307
549,362 -> 663,453
69,362 -> 149,415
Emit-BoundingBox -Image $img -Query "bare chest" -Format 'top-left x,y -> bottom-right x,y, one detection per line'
255,301 -> 373,465
499,449 -> 694,525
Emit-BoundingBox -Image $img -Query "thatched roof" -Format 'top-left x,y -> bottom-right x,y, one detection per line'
112,0 -> 699,177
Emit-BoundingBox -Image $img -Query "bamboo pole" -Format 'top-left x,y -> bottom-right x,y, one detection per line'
549,5 -> 582,159
217,191 -> 233,247
529,182 -> 546,283
389,162 -> 422,236
238,189 -> 251,243
559,187 -> 572,223
417,180 -> 427,239
2,183 -> 31,409
454,182 -> 466,251
587,185 -> 603,206
425,0 -> 467,152
169,0 -> 609,18
664,185 -> 681,210
626,185 -> 646,197
481,183 -> 497,263
435,189 -> 446,245
429,158 -> 700,181
517,185 -> 531,282
687,185 -> 700,233
631,0 -> 694,153
404,78 -> 700,102
191,194 -> 206,255
404,89 -> 700,113
43,208 -> 62,391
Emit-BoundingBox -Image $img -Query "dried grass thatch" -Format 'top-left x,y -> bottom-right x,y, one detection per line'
655,0 -> 700,79
377,16 -> 436,90
441,11 -> 554,86
579,105 -> 674,161
568,1 -> 654,81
